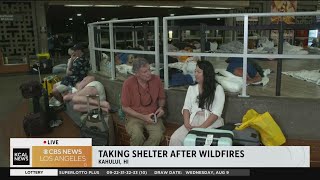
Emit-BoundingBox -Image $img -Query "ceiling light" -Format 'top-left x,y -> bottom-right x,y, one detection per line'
193,7 -> 213,9
159,6 -> 181,8
77,14 -> 82,16
193,6 -> 233,10
101,18 -> 105,20
69,18 -> 73,21
134,5 -> 157,8
94,5 -> 121,7
64,5 -> 93,7
213,7 -> 233,10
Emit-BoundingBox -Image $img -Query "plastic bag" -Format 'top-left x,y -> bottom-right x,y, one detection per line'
235,109 -> 286,146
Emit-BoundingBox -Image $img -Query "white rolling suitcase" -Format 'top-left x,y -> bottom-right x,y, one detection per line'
183,128 -> 233,146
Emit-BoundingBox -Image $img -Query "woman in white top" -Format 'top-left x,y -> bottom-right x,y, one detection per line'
169,60 -> 225,146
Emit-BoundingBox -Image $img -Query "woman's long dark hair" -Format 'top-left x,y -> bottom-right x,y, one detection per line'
196,60 -> 217,110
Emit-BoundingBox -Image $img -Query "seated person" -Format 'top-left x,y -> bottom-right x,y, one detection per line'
121,57 -> 166,146
63,76 -> 110,113
169,60 -> 225,146
226,57 -> 263,84
52,48 -> 75,74
51,43 -> 91,105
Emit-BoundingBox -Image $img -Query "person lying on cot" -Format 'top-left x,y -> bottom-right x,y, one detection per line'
226,57 -> 263,84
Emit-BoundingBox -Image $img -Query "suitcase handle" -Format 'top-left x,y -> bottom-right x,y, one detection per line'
189,129 -> 234,139
86,95 -> 101,120
83,95 -> 108,131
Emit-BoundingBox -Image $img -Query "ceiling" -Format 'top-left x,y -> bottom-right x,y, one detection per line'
46,2 -> 249,34
45,0 -> 250,40
46,5 -> 233,24
46,0 -> 250,24
47,0 -> 250,9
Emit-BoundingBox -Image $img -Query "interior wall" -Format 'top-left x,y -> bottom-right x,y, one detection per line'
0,1 -> 37,62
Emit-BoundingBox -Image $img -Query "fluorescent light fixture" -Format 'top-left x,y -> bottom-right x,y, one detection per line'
193,6 -> 233,10
159,6 -> 181,8
94,5 -> 121,7
135,5 -> 181,8
101,18 -> 105,20
65,5 -> 93,7
193,7 -> 214,9
69,18 -> 73,21
134,5 -> 157,8
170,14 -> 175,16
214,7 -> 233,10
77,14 -> 82,16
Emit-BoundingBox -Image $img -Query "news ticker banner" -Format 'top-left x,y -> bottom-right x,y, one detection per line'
10,168 -> 250,176
10,138 -> 310,169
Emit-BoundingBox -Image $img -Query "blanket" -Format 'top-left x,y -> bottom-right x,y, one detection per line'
215,68 -> 271,93
114,62 -> 271,93
282,69 -> 320,85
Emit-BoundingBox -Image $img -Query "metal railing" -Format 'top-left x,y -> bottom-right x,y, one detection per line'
88,17 -> 160,80
88,12 -> 320,97
162,11 -> 320,97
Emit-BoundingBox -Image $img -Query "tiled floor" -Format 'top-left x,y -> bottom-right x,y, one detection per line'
0,99 -> 80,167
0,71 -> 76,167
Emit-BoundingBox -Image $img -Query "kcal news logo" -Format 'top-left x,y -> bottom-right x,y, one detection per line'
13,148 -> 30,165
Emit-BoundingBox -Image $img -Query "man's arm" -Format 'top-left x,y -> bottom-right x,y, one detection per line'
66,58 -> 73,76
155,98 -> 165,118
158,98 -> 165,108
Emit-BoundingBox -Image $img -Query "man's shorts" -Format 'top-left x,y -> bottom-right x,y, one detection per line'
56,81 -> 106,101
85,81 -> 106,101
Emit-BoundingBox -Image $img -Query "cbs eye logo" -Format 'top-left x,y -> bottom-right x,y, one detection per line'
13,148 -> 30,165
